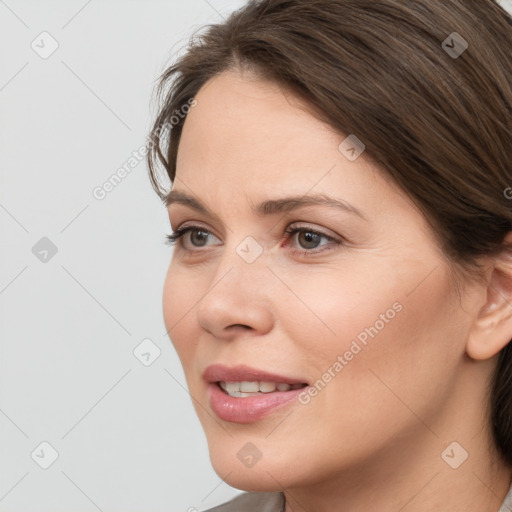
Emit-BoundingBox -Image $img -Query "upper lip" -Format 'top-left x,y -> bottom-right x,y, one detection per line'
203,364 -> 308,385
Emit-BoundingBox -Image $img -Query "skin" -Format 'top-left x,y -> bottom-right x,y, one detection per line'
163,68 -> 512,511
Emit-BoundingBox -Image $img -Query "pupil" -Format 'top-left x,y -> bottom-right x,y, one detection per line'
191,230 -> 208,246
299,231 -> 320,249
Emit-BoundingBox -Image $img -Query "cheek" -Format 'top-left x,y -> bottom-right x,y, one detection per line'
282,257 -> 458,366
162,262 -> 200,366
294,261 -> 463,433
276,263 -> 406,360
279,259 -> 461,404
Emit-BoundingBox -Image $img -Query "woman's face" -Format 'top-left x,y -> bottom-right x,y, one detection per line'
163,69 -> 480,490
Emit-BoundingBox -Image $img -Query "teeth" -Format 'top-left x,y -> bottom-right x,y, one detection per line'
240,381 -> 259,392
224,382 -> 240,394
218,380 -> 305,397
259,381 -> 277,393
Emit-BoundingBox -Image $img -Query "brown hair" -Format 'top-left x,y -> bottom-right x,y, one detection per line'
147,0 -> 512,467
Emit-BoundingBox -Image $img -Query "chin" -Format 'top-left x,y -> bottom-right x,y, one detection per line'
211,459 -> 290,492
206,442 -> 298,492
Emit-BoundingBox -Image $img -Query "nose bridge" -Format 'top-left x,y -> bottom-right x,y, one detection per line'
195,234 -> 273,336
208,233 -> 269,298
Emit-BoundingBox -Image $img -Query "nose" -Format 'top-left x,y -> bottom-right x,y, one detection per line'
195,245 -> 274,341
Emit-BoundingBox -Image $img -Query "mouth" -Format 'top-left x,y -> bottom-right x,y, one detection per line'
217,380 -> 307,397
203,364 -> 309,423
203,363 -> 308,385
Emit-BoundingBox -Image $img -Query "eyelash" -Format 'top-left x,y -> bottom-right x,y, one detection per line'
164,224 -> 342,256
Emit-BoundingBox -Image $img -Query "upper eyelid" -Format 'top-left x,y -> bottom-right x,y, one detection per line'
173,223 -> 340,245
172,221 -> 337,237
172,221 -> 222,239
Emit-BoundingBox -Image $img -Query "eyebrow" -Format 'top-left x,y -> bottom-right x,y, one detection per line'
165,189 -> 367,221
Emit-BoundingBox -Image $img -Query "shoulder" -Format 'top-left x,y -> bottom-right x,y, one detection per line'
202,491 -> 285,512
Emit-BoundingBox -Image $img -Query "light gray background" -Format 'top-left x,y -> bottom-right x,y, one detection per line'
1,1 -> 512,511
0,1 -> 247,511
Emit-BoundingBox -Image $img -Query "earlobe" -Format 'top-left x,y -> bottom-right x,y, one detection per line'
466,235 -> 512,361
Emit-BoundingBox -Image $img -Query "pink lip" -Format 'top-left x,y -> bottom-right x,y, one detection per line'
203,364 -> 307,385
203,364 -> 308,424
207,382 -> 305,423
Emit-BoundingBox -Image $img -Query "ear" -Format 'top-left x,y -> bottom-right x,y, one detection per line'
466,232 -> 512,361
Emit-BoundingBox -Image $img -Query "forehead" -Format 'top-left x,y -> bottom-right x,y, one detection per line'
177,70 -> 362,185
183,71 -> 338,151
173,69 -> 416,226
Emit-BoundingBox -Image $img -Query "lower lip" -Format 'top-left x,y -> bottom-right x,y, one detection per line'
207,382 -> 305,423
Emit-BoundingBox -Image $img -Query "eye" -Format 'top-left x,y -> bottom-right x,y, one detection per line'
283,225 -> 341,255
164,223 -> 342,255
164,225 -> 220,249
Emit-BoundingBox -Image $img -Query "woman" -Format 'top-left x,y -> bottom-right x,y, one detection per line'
146,0 -> 512,510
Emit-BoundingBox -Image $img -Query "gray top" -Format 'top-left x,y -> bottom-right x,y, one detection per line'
204,479 -> 512,512
501,480 -> 512,512
204,492 -> 284,512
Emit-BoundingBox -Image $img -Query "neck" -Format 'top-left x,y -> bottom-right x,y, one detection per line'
284,362 -> 512,512
284,440 -> 511,512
